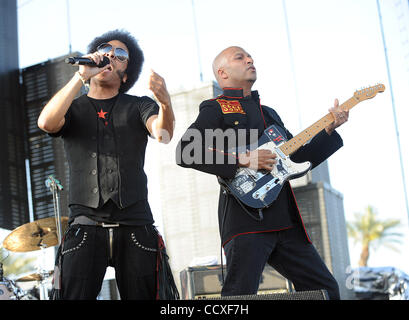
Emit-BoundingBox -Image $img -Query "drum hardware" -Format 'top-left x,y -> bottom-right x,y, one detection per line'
0,278 -> 25,300
37,244 -> 51,300
1,259 -> 4,281
0,262 -> 28,300
15,268 -> 54,300
1,175 -> 66,300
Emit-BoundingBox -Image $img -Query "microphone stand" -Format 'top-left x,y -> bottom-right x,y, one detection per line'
41,175 -> 64,300
45,175 -> 64,245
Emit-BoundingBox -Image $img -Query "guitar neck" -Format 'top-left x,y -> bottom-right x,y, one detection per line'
279,96 -> 359,156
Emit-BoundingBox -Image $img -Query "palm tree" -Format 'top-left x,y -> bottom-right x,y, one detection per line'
347,205 -> 403,267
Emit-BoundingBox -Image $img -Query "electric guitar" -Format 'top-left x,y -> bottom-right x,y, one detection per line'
219,84 -> 385,209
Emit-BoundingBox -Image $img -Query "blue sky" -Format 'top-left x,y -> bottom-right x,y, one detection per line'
12,0 -> 409,274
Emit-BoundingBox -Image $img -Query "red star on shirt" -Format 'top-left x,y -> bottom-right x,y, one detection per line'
97,109 -> 108,119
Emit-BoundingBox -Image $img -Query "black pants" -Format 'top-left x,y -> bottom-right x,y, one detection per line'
221,225 -> 340,300
58,223 -> 158,300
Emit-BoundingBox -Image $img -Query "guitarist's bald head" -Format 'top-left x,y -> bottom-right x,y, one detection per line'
212,46 -> 257,94
212,46 -> 242,83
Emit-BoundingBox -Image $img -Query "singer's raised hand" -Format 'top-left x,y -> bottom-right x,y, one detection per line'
149,70 -> 171,107
146,70 -> 175,144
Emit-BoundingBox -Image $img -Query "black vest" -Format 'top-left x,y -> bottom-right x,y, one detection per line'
88,95 -> 120,207
62,94 -> 152,209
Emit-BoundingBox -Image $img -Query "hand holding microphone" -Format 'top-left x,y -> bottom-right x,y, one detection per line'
66,52 -> 111,82
65,56 -> 110,68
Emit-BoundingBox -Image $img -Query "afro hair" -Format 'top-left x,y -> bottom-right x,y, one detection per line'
87,29 -> 144,93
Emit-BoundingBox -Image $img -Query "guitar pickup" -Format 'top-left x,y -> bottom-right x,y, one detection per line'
252,179 -> 280,200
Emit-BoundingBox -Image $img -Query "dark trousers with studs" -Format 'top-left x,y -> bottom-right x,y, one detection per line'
58,223 -> 158,300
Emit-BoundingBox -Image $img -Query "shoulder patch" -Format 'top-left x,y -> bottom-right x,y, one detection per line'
216,99 -> 246,115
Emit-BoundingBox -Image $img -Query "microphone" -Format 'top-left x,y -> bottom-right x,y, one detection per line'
65,56 -> 110,68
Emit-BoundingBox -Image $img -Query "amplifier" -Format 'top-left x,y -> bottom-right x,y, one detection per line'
201,290 -> 329,300
180,264 -> 294,300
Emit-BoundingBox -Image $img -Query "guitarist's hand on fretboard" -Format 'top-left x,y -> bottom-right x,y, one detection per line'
325,98 -> 349,135
238,149 -> 277,171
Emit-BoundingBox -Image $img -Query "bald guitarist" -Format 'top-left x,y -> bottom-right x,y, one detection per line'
176,46 -> 349,300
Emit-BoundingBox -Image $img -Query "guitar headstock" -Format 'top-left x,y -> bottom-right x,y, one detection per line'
354,84 -> 385,101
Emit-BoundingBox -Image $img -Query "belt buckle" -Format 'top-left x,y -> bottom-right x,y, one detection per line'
100,222 -> 120,228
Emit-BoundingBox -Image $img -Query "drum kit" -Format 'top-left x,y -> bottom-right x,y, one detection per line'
0,175 -> 67,300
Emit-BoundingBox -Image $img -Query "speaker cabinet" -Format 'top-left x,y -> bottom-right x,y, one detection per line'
201,290 -> 329,300
180,264 -> 295,300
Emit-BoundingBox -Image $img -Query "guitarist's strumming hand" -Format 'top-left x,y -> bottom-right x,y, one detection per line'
325,98 -> 349,135
238,149 -> 277,171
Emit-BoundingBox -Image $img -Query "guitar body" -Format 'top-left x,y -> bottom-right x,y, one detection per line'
221,125 -> 311,209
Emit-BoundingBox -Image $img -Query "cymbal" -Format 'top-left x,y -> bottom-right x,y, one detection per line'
2,217 -> 68,252
16,271 -> 54,282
